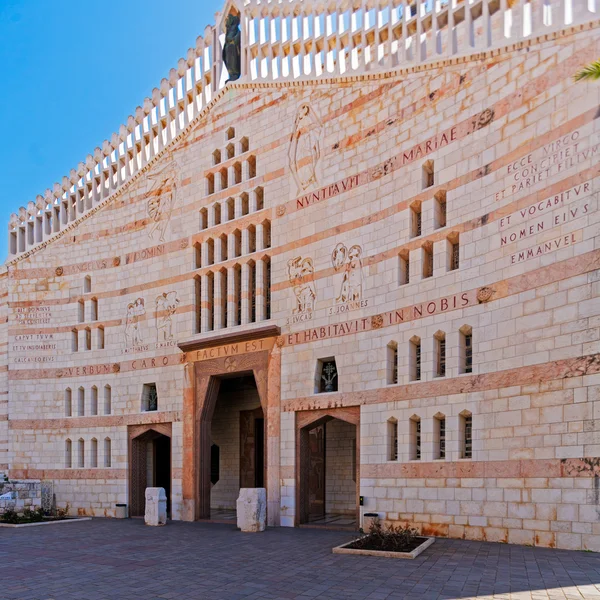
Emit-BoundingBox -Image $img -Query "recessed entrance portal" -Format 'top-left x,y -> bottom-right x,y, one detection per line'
207,375 -> 265,521
298,411 -> 359,529
129,426 -> 172,518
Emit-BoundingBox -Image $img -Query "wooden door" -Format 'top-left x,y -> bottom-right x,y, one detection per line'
308,424 -> 326,518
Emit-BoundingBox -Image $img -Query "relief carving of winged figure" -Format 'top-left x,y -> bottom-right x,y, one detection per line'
288,103 -> 323,196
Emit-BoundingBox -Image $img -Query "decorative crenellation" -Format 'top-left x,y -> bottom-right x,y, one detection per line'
6,0 -> 595,259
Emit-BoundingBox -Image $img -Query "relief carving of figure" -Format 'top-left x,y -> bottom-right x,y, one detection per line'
222,14 -> 241,83
288,103 -> 323,196
332,243 -> 364,304
287,257 -> 317,313
125,298 -> 145,347
147,157 -> 179,242
155,291 -> 179,341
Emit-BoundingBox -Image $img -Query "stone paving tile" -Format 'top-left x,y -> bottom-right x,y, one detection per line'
0,519 -> 599,600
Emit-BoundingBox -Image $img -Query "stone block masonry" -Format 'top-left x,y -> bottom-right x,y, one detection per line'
1,0 -> 599,551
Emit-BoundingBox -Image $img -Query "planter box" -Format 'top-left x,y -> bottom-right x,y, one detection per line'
333,536 -> 435,559
0,517 -> 92,529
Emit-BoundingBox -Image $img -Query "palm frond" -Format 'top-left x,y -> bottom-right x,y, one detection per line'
574,60 -> 600,82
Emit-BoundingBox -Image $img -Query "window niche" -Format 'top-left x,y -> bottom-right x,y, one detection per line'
316,358 -> 338,393
104,438 -> 112,468
422,243 -> 433,279
65,439 -> 72,468
64,388 -> 72,417
83,275 -> 92,294
448,232 -> 460,271
409,336 -> 421,382
460,410 -> 473,459
387,418 -> 398,461
434,413 -> 446,460
97,326 -> 105,350
459,325 -> 473,374
104,385 -> 112,415
409,416 -> 422,460
387,342 -> 398,385
142,383 -> 158,412
434,190 -> 447,229
398,250 -> 410,286
434,331 -> 446,378
410,202 -> 422,238
422,159 -> 434,189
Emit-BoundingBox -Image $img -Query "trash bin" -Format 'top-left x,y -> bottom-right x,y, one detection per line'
363,513 -> 379,532
115,503 -> 128,519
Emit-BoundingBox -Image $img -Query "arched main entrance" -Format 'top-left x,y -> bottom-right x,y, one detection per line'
178,326 -> 281,525
129,423 -> 172,517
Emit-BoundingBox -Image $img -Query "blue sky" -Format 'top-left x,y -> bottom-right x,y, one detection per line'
0,0 -> 223,262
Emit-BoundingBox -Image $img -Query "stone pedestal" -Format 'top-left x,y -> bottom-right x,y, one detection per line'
145,487 -> 167,526
236,488 -> 266,532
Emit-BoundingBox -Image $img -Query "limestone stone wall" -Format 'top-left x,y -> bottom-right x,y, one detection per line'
1,19 -> 599,551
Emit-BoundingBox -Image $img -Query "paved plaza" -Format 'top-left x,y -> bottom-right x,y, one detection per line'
0,520 -> 599,600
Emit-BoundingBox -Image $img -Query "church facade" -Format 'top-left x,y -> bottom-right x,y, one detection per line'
2,0 -> 600,551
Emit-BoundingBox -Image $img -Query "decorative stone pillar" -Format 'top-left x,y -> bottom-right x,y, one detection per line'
249,189 -> 258,213
214,270 -> 224,330
241,229 -> 250,256
255,259 -> 266,322
201,241 -> 210,268
200,273 -> 211,333
241,262 -> 250,325
235,196 -> 243,219
226,266 -> 235,328
256,222 -> 265,251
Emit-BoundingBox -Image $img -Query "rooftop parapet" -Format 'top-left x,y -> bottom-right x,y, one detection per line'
6,0 -> 597,261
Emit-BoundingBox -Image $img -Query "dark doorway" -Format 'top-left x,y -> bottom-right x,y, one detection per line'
130,430 -> 171,517
207,374 -> 265,520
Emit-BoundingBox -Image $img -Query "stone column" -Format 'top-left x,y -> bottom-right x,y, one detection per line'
214,270 -> 224,330
256,223 -> 265,251
226,267 -> 235,328
235,196 -> 243,219
249,189 -> 258,213
200,273 -> 210,333
241,229 -> 250,256
256,259 -> 266,322
241,262 -> 250,325
201,241 -> 210,268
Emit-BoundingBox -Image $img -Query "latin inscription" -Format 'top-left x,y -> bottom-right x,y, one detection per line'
495,131 -> 598,201
510,231 -> 582,264
14,306 -> 52,325
12,333 -> 57,363
286,291 -> 475,346
193,338 -> 274,362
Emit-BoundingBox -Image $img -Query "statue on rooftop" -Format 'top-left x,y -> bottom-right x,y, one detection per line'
223,14 -> 241,83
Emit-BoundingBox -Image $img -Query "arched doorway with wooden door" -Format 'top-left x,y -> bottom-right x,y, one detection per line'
129,423 -> 172,518
296,407 -> 360,529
